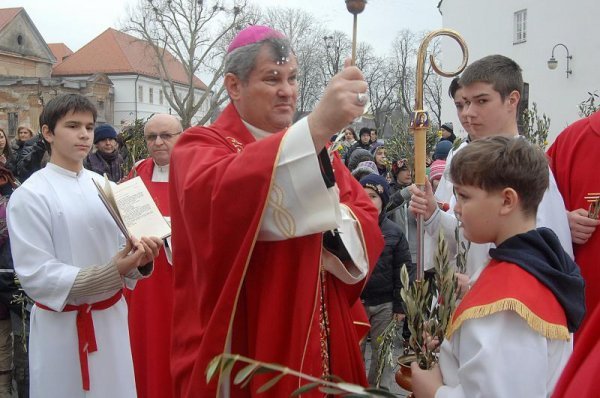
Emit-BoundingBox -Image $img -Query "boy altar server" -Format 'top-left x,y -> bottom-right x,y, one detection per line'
7,94 -> 162,398
411,136 -> 585,398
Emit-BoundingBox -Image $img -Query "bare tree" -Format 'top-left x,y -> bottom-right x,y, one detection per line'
261,7 -> 325,119
423,39 -> 443,127
391,29 -> 418,118
321,31 -> 352,83
124,0 -> 254,128
357,42 -> 402,133
388,30 -> 444,131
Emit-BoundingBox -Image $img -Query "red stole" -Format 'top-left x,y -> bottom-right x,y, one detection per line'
169,103 -> 383,397
447,260 -> 569,341
124,158 -> 174,398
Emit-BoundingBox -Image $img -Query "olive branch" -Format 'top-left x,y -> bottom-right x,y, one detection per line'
399,231 -> 459,370
206,354 -> 396,397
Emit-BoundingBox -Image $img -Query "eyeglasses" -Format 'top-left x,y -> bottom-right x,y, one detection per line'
144,132 -> 182,142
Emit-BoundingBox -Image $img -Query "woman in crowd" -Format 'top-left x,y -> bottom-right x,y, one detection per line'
370,142 -> 387,176
339,127 -> 357,159
0,129 -> 12,168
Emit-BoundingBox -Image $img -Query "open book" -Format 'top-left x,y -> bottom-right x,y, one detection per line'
93,175 -> 171,240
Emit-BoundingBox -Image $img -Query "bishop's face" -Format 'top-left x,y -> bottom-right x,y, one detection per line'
227,45 -> 298,133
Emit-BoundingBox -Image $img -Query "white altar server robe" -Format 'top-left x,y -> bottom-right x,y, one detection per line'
7,163 -> 137,398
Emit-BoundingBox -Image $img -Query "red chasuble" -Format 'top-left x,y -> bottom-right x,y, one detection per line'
447,260 -> 569,341
547,111 -> 600,333
169,103 -> 383,397
124,158 -> 174,398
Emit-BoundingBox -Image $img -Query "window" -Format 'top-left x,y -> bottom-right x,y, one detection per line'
138,85 -> 144,103
514,9 -> 527,44
159,90 -> 164,105
149,88 -> 154,104
8,112 -> 18,138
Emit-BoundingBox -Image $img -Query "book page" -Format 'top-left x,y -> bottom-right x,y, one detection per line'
103,174 -> 121,219
93,178 -> 130,240
112,177 -> 171,239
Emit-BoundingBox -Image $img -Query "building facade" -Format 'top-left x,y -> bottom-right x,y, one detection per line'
0,8 -> 113,136
52,28 -> 210,128
438,0 -> 599,142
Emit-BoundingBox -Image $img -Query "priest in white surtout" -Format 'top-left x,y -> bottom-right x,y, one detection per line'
7,94 -> 162,398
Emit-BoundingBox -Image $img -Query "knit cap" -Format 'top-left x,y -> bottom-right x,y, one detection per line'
429,159 -> 446,181
433,140 -> 453,161
359,174 -> 390,210
94,124 -> 117,144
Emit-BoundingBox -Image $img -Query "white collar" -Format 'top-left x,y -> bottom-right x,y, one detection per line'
242,120 -> 273,141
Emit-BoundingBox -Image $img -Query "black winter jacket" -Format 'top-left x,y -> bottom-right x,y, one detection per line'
361,217 -> 412,313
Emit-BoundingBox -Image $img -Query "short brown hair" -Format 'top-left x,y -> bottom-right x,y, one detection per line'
459,55 -> 523,102
450,136 -> 548,215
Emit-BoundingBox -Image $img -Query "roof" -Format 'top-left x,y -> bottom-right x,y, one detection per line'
52,28 -> 207,90
0,8 -> 21,32
48,43 -> 73,66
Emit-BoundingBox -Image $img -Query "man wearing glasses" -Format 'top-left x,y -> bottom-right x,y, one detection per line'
124,113 -> 182,398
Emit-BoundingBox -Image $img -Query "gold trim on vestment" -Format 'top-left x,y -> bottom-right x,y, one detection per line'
216,128 -> 289,397
446,298 -> 570,341
299,252 -> 323,387
269,183 -> 296,238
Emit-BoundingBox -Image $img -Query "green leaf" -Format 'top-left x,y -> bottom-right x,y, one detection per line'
221,356 -> 238,376
291,382 -> 322,396
318,386 -> 346,394
233,363 -> 259,385
256,373 -> 285,393
206,356 -> 222,383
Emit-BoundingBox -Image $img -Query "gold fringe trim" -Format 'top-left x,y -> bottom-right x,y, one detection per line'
446,298 -> 570,341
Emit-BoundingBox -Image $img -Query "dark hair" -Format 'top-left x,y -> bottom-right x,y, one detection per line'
359,127 -> 371,137
459,55 -> 523,102
224,36 -> 293,82
344,126 -> 357,141
0,128 -> 11,160
448,76 -> 461,99
40,94 -> 97,133
450,136 -> 548,216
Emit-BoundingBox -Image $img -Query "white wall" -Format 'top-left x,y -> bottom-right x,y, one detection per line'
110,74 -> 210,126
439,0 -> 599,143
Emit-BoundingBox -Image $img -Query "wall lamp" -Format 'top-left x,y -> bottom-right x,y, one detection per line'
547,43 -> 572,78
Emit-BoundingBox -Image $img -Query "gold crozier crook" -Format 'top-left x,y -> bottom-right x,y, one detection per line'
412,29 -> 469,281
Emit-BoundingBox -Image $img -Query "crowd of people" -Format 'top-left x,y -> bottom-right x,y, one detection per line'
0,24 -> 596,398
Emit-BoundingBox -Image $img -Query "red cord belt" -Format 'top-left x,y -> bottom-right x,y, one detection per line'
36,290 -> 123,391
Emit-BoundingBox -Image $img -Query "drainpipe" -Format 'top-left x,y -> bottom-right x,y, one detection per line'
134,74 -> 140,120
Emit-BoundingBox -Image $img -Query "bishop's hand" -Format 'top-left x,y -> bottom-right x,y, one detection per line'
308,58 -> 368,151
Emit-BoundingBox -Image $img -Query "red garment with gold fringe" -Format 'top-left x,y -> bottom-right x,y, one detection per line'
447,260 -> 569,341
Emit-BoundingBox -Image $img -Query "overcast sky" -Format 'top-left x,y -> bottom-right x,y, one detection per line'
4,0 -> 442,55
